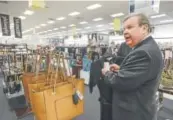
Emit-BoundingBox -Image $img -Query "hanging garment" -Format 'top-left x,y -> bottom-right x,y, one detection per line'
91,51 -> 99,62
101,48 -> 107,56
82,56 -> 92,72
81,48 -> 87,57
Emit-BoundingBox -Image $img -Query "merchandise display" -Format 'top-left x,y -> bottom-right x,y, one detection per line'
0,1 -> 173,120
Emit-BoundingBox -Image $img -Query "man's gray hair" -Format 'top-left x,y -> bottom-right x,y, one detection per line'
123,13 -> 152,33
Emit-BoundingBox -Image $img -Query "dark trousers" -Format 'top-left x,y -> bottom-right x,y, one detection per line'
100,102 -> 112,120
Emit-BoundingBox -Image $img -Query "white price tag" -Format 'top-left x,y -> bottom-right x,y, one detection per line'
76,90 -> 84,100
104,62 -> 110,71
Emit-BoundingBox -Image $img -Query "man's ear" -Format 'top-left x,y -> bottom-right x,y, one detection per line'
143,24 -> 148,33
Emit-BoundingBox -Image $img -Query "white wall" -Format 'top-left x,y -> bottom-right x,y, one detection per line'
152,24 -> 173,45
153,24 -> 173,38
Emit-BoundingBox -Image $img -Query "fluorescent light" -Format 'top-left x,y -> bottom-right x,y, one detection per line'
19,16 -> 26,20
151,14 -> 166,19
111,13 -> 124,17
43,31 -> 48,33
97,29 -> 105,31
87,4 -> 102,10
85,26 -> 91,29
24,10 -> 34,15
69,24 -> 75,27
109,27 -> 114,30
160,19 -> 173,23
35,26 -> 40,29
47,29 -> 53,32
96,25 -> 104,27
60,26 -> 66,29
40,24 -> 47,27
93,17 -> 103,21
59,36 -> 63,39
68,11 -> 80,16
109,23 -> 113,25
56,17 -> 66,21
38,31 -> 44,34
79,21 -> 88,24
22,28 -> 33,33
53,28 -> 59,30
47,20 -> 55,24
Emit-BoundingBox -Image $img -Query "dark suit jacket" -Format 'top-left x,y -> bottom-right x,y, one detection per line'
104,36 -> 163,120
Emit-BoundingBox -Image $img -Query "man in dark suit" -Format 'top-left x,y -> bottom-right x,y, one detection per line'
102,13 -> 163,120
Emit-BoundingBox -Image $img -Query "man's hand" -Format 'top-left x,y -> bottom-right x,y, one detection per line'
102,68 -> 109,75
110,64 -> 120,72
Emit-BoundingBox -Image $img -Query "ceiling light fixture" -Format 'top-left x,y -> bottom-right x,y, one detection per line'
22,28 -> 33,33
47,29 -> 53,32
37,32 -> 43,34
40,24 -> 47,27
56,17 -> 66,21
79,21 -> 88,24
160,19 -> 173,23
97,29 -> 105,31
35,26 -> 41,29
86,4 -> 102,10
151,14 -> 166,19
47,20 -> 55,24
60,26 -> 66,29
24,10 -> 34,15
109,23 -> 113,25
19,16 -> 26,20
69,24 -> 76,27
93,17 -> 103,21
96,25 -> 104,27
85,26 -> 91,29
53,28 -> 59,30
68,11 -> 80,16
111,13 -> 124,17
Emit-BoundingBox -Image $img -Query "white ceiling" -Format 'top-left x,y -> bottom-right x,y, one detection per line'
0,1 -> 173,38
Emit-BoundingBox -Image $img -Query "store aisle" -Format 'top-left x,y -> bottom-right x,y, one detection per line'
0,75 -> 173,120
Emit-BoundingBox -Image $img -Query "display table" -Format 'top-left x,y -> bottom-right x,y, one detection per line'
80,70 -> 90,85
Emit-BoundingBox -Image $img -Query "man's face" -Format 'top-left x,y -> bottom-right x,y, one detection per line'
123,16 -> 146,48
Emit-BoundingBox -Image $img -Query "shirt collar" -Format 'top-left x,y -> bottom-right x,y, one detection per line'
133,34 -> 151,50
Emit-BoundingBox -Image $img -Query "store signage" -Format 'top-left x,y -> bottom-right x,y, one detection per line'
72,26 -> 77,39
130,0 -> 160,15
88,33 -> 108,45
113,18 -> 121,31
0,14 -> 11,36
13,17 -> 22,38
29,0 -> 46,9
49,38 -> 64,46
129,0 -> 135,13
